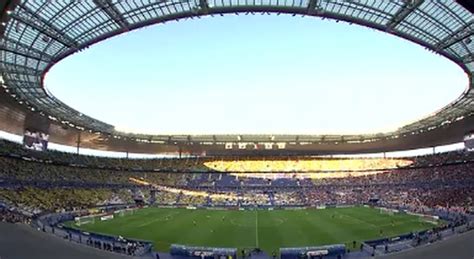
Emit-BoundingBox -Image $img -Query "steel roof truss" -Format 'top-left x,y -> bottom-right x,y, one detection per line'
93,0 -> 130,30
13,4 -> 78,49
386,0 -> 424,30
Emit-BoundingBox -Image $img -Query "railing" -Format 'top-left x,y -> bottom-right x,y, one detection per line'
33,205 -> 154,257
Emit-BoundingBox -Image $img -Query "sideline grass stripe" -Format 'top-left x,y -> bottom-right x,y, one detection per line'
255,209 -> 259,248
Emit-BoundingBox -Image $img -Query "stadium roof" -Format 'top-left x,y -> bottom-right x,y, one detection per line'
0,0 -> 473,154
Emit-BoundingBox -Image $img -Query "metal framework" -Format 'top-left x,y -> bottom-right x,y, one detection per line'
0,0 -> 473,145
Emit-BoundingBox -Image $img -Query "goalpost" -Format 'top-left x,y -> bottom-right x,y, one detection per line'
74,215 -> 96,226
114,208 -> 138,218
74,207 -> 139,226
379,207 -> 395,216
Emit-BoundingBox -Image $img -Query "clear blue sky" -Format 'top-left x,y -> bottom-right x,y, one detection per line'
45,15 -> 467,135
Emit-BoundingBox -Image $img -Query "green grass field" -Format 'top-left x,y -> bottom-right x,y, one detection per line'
67,206 -> 438,253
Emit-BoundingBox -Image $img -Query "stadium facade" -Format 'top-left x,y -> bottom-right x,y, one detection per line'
0,0 -> 473,156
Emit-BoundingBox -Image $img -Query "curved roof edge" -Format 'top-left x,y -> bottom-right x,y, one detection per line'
0,0 -> 473,154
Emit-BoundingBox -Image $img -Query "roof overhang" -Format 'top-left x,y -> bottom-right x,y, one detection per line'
0,0 -> 473,154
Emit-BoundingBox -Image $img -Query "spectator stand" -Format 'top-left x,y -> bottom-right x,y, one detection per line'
32,205 -> 154,258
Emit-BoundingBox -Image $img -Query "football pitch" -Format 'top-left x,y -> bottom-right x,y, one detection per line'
68,206 -> 438,253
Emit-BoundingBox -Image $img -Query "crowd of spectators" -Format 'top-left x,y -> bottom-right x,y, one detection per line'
178,193 -> 207,206
0,139 -> 208,172
0,138 -> 473,218
0,187 -> 133,215
84,237 -> 146,256
0,156 -> 185,187
0,207 -> 30,223
204,158 -> 413,172
173,185 -> 473,212
2,138 -> 473,173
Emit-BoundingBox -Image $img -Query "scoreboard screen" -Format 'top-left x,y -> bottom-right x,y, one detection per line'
464,133 -> 474,151
23,129 -> 49,151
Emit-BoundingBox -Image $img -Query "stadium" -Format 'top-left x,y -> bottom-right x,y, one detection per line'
0,0 -> 474,259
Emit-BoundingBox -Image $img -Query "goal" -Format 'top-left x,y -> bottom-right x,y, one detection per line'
115,208 -> 137,217
379,207 -> 395,216
74,215 -> 95,226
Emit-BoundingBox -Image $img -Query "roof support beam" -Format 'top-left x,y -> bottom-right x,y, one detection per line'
12,4 -> 78,48
198,0 -> 209,14
93,0 -> 129,30
307,0 -> 319,15
0,46 -> 43,62
386,0 -> 424,30
435,20 -> 474,50
0,62 -> 40,76
0,38 -> 53,62
451,105 -> 472,113
462,53 -> 474,63
3,79 -> 42,87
